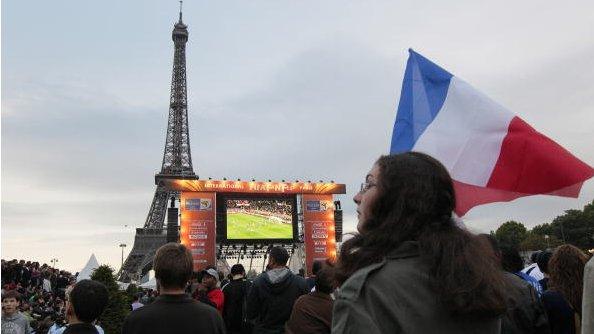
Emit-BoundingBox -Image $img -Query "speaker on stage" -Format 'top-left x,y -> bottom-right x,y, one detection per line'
215,197 -> 225,243
334,209 -> 343,242
167,207 -> 179,243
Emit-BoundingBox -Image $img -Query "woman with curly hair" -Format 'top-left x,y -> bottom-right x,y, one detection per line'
332,152 -> 508,334
542,244 -> 588,334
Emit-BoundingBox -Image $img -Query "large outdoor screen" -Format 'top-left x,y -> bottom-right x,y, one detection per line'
226,198 -> 294,240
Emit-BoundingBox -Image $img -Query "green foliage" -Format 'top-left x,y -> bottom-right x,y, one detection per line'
90,265 -> 129,334
549,207 -> 594,249
125,283 -> 139,298
495,221 -> 528,249
495,199 -> 594,251
125,284 -> 139,305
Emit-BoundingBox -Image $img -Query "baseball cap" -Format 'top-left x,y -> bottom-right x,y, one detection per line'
202,268 -> 219,281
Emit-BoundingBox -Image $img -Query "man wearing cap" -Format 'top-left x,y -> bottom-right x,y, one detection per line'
194,267 -> 225,314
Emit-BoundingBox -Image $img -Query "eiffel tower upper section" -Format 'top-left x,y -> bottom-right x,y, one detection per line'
160,8 -> 195,177
118,5 -> 196,282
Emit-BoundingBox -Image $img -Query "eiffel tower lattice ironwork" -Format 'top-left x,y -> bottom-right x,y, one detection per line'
119,6 -> 196,282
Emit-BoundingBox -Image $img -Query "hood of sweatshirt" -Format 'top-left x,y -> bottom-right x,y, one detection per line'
263,267 -> 293,294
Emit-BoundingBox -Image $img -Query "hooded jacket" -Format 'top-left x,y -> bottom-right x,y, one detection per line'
246,267 -> 308,334
1,311 -> 33,334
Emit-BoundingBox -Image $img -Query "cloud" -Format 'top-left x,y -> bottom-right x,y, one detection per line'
2,79 -> 166,194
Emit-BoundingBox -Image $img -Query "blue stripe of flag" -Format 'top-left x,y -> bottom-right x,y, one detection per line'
390,49 -> 454,154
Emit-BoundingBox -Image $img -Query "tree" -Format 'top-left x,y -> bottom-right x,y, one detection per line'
91,265 -> 129,334
531,223 -> 554,236
519,232 -> 562,251
495,200 -> 594,251
495,221 -> 528,249
543,202 -> 594,250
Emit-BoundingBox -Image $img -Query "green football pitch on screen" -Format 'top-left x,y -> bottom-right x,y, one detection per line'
227,212 -> 293,239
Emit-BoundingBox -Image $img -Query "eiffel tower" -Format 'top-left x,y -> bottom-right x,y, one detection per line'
119,5 -> 197,282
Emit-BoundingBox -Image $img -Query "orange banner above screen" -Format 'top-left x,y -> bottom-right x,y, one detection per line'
160,178 -> 346,195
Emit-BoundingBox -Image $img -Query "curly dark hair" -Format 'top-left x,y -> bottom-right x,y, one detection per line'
548,244 -> 587,314
334,152 -> 507,318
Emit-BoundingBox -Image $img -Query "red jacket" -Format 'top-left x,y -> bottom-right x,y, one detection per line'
207,288 -> 224,313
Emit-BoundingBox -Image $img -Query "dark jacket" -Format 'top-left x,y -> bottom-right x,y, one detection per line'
285,291 -> 333,334
332,241 -> 502,334
122,293 -> 225,334
542,290 -> 577,334
246,267 -> 308,334
223,277 -> 252,334
501,272 -> 550,334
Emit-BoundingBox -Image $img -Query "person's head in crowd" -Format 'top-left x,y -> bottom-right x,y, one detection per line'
298,268 -> 305,277
268,246 -> 289,269
314,263 -> 334,294
311,260 -> 323,277
548,244 -> 588,314
53,310 -> 67,327
500,246 -> 524,273
530,251 -> 541,264
230,264 -> 245,279
536,250 -> 553,276
2,290 -> 21,316
54,298 -> 65,309
200,268 -> 219,290
153,242 -> 193,293
37,316 -> 54,333
335,152 -> 507,317
65,279 -> 108,324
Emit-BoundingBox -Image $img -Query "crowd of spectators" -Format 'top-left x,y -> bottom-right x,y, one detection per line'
2,244 -> 592,334
2,259 -> 75,332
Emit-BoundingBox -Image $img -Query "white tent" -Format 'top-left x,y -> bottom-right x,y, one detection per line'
139,277 -> 156,289
77,254 -> 100,282
117,281 -> 130,291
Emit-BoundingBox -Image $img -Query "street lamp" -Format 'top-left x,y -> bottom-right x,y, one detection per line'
119,243 -> 127,270
50,258 -> 58,268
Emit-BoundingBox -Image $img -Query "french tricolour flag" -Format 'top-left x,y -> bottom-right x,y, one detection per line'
391,49 -> 594,216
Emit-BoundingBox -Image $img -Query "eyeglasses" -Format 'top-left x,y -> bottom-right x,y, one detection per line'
360,181 -> 376,193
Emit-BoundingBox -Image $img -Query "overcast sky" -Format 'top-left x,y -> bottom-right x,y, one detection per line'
2,0 -> 594,272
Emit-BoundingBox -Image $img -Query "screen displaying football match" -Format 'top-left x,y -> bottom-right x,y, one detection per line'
226,198 -> 294,240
